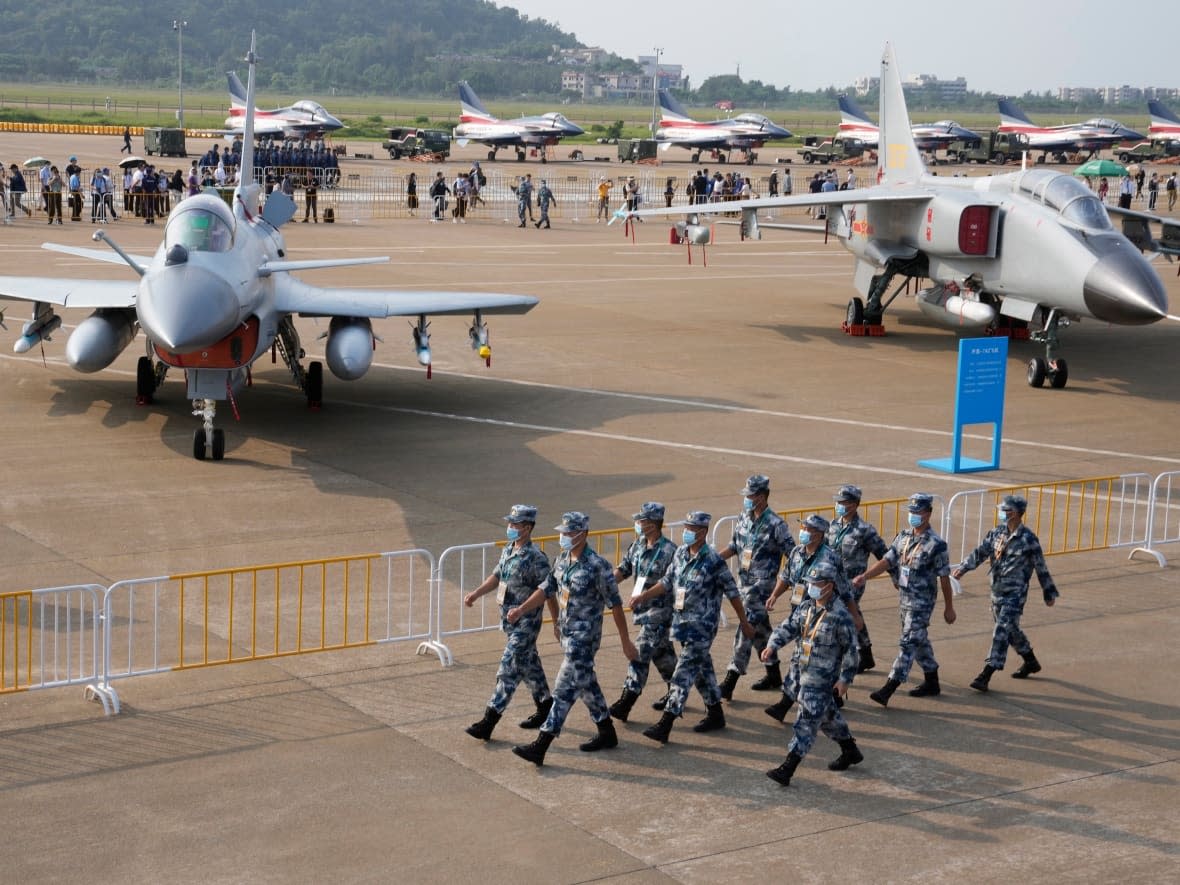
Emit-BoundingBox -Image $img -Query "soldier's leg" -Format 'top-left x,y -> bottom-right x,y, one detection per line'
727,620 -> 753,675
887,606 -> 916,683
910,606 -> 938,676
996,596 -> 1032,664
652,628 -> 678,684
786,691 -> 829,761
662,641 -> 698,717
488,629 -> 530,714
541,649 -> 583,737
694,643 -> 722,707
522,641 -> 553,705
819,703 -> 852,744
622,624 -> 659,696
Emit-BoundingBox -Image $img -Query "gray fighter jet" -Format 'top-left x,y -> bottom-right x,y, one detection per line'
0,33 -> 537,459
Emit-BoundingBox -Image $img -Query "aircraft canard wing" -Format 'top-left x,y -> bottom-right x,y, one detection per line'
273,278 -> 538,319
0,276 -> 137,309
42,242 -> 154,270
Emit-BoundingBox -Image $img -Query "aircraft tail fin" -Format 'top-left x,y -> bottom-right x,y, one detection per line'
234,32 -> 260,219
998,98 -> 1034,127
658,89 -> 694,124
877,43 -> 925,185
839,94 -> 874,127
227,71 -> 248,108
1148,99 -> 1180,127
459,82 -> 494,122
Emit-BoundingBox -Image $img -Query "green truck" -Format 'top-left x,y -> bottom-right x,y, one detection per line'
382,127 -> 451,160
947,131 -> 1030,165
143,127 -> 187,158
618,138 -> 658,163
796,136 -> 868,164
1116,140 -> 1180,163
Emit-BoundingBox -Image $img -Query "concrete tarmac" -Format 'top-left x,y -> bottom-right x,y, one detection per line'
1,132 -> 1179,883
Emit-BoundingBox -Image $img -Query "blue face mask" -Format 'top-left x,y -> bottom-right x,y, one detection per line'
559,533 -> 574,550
506,526 -> 521,541
798,529 -> 811,545
908,513 -> 924,528
997,508 -> 1011,524
743,497 -> 755,512
835,504 -> 848,518
807,583 -> 823,600
634,522 -> 644,536
682,529 -> 698,545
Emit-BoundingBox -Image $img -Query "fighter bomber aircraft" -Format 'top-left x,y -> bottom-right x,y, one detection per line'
452,82 -> 584,162
616,44 -> 1175,389
997,99 -> 1144,163
837,93 -> 978,152
225,71 -> 344,137
654,89 -> 793,163
0,33 -> 538,460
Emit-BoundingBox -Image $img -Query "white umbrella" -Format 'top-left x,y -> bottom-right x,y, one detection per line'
22,156 -> 50,168
118,156 -> 147,169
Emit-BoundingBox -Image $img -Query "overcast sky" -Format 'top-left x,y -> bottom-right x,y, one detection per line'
503,0 -> 1175,97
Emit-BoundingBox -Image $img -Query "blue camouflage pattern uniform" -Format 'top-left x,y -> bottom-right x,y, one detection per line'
958,524 -> 1058,669
540,547 -> 623,736
770,541 -> 850,696
616,535 -> 678,695
827,515 -> 889,603
721,510 -> 794,675
537,182 -> 555,226
661,542 -> 741,716
488,541 -> 553,715
766,595 -> 858,758
515,177 -> 534,224
882,528 -> 950,682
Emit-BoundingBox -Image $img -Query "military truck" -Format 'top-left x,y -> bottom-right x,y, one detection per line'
1117,140 -> 1180,163
382,127 -> 451,160
143,127 -> 187,158
796,137 -> 868,164
948,131 -> 1031,165
618,138 -> 658,163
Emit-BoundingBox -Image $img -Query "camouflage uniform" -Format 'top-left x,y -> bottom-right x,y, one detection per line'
515,175 -> 534,225
616,534 -> 678,695
958,523 -> 1058,670
539,545 -> 624,736
720,507 -> 794,676
881,526 -> 951,682
827,506 -> 889,655
487,540 -> 553,715
766,593 -> 859,758
663,540 -> 741,716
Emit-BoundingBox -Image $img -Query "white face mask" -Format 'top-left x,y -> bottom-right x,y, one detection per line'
682,529 -> 699,545
634,522 -> 644,536
559,533 -> 575,550
997,508 -> 1010,524
807,583 -> 823,600
743,497 -> 755,512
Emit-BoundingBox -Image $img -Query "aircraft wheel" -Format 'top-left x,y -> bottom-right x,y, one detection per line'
1048,358 -> 1069,389
717,153 -> 727,164
211,428 -> 226,461
691,152 -> 700,163
306,360 -> 323,407
1026,357 -> 1047,388
193,428 -> 207,460
136,356 -> 155,405
846,297 -> 865,327
487,150 -> 496,161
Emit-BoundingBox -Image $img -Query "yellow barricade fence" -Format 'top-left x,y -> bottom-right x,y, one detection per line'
1,591 -> 32,694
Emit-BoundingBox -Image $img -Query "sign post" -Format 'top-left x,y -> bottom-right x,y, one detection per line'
920,337 -> 1007,473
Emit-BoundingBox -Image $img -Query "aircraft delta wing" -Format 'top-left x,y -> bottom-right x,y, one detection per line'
617,43 -> 1173,390
0,32 -> 538,461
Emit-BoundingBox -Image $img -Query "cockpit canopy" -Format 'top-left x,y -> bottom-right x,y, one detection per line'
164,199 -> 235,253
1015,169 -> 1113,231
292,100 -> 328,119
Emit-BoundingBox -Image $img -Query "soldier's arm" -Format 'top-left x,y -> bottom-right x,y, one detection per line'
954,535 -> 992,578
939,575 -> 957,624
836,620 -> 859,690
766,576 -> 790,611
463,571 -> 500,607
1032,542 -> 1059,605
507,587 -> 548,623
610,604 -> 638,661
855,547 -> 895,586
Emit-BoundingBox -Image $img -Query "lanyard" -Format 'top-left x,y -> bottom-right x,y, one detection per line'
901,532 -> 924,565
803,605 -> 830,643
634,537 -> 666,581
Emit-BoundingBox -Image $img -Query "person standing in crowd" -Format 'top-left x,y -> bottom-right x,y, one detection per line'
468,162 -> 484,209
608,502 -> 677,722
405,171 -> 418,217
102,168 -> 118,222
46,165 -> 63,224
1147,172 -> 1159,211
513,173 -> 533,228
624,175 -> 640,212
664,176 -> 675,208
535,178 -> 555,229
65,156 -> 83,221
762,561 -> 862,787
463,505 -> 556,743
511,512 -> 637,766
1167,171 -> 1177,211
303,174 -> 318,223
642,511 -> 755,744
825,484 -> 889,673
853,493 -> 956,707
39,160 -> 52,213
716,475 -> 795,700
8,164 -> 30,217
452,171 -> 468,223
953,494 -> 1058,692
595,175 -> 612,223
768,170 -> 779,199
429,171 -> 449,222
1118,173 -> 1134,209
90,166 -> 106,223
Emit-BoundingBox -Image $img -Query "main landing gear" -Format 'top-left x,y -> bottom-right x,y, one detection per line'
192,400 -> 226,461
135,352 -> 168,405
275,316 -> 323,408
1027,308 -> 1070,389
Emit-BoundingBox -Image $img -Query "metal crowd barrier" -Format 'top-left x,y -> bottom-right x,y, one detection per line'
1132,470 -> 1180,566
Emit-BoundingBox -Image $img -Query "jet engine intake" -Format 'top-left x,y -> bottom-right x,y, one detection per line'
325,316 -> 374,380
920,194 -> 998,258
65,309 -> 138,373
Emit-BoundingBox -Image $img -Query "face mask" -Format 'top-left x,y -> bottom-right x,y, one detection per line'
835,504 -> 848,518
682,529 -> 698,545
634,522 -> 644,536
807,583 -> 823,600
506,526 -> 520,541
798,529 -> 812,545
908,513 -> 924,528
743,497 -> 755,512
559,533 -> 574,550
997,509 -> 1009,524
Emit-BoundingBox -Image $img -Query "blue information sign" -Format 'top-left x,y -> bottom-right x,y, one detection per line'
919,337 -> 1008,473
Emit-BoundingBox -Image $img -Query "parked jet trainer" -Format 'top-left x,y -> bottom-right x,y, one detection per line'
0,34 -> 537,460
618,44 -> 1176,389
655,89 -> 792,163
453,82 -> 584,162
225,71 -> 344,137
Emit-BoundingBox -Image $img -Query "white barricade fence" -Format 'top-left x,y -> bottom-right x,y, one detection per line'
432,542 -> 504,665
1131,470 -> 1180,567
0,584 -> 115,714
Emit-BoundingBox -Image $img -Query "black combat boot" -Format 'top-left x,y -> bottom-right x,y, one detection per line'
651,689 -> 671,711
608,690 -> 640,722
750,662 -> 783,691
764,694 -> 795,722
766,751 -> 803,786
857,644 -> 876,673
970,665 -> 997,692
870,678 -> 901,707
643,712 -> 676,743
909,669 -> 941,697
579,717 -> 619,752
464,707 -> 502,741
828,738 -> 864,771
719,670 -> 740,701
512,730 -> 555,766
519,697 -> 553,729
692,703 -> 726,733
1011,651 -> 1042,679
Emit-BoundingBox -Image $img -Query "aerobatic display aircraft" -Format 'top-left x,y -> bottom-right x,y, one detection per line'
617,44 -> 1176,390
225,71 -> 344,138
837,94 -> 977,152
452,82 -> 584,162
0,33 -> 538,460
654,89 -> 793,163
1147,99 -> 1180,143
997,99 -> 1143,162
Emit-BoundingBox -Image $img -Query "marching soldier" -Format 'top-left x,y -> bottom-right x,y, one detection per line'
826,485 -> 889,673
952,494 -> 1058,691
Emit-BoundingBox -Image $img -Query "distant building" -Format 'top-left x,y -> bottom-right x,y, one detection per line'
564,55 -> 690,99
637,56 -> 688,91
1057,84 -> 1179,104
903,73 -> 968,100
853,76 -> 879,96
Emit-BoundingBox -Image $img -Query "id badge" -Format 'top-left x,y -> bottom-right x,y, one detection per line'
558,587 -> 570,614
789,584 -> 804,606
674,585 -> 687,611
495,585 -> 506,605
899,566 -> 910,589
630,577 -> 644,601
800,638 -> 813,666
740,547 -> 753,570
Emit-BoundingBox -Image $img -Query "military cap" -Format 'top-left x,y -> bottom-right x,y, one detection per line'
806,561 -> 839,583
834,484 -> 862,503
554,511 -> 589,533
741,474 -> 770,496
907,493 -> 934,513
999,494 -> 1027,515
801,513 -> 831,533
502,504 -> 537,524
632,502 -> 666,522
683,511 -> 712,528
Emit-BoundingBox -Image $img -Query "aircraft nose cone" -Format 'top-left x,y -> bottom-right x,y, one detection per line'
138,264 -> 241,352
1083,246 -> 1168,325
1119,127 -> 1145,142
564,120 -> 585,136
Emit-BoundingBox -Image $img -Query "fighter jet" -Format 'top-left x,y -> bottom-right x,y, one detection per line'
617,43 -> 1175,390
225,71 -> 344,138
1147,99 -> 1180,142
837,94 -> 978,152
0,33 -> 537,460
654,89 -> 793,163
997,99 -> 1144,162
452,82 -> 584,163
